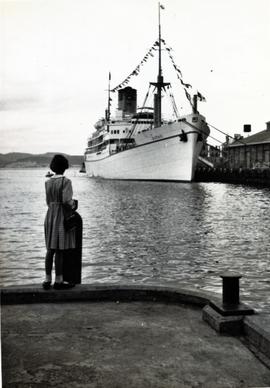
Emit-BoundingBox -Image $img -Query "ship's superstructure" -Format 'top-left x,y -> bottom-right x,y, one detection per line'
84,4 -> 210,181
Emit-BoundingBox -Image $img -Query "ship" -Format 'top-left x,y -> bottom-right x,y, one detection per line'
84,5 -> 210,182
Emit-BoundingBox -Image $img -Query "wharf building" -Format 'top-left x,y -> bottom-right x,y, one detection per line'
199,121 -> 270,170
224,121 -> 270,169
196,121 -> 270,186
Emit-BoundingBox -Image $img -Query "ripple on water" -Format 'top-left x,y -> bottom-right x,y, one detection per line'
0,169 -> 270,312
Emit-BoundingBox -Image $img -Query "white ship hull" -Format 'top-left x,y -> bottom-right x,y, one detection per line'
85,116 -> 209,181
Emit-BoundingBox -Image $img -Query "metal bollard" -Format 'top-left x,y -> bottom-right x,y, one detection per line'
220,272 -> 242,306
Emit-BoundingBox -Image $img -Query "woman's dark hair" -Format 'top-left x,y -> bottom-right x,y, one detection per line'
50,154 -> 69,174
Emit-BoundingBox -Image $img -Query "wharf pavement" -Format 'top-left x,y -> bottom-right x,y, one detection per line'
1,283 -> 270,388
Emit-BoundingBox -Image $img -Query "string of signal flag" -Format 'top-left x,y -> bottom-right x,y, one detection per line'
110,38 -> 206,106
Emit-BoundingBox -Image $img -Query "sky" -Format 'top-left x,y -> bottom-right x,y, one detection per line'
1,0 -> 269,155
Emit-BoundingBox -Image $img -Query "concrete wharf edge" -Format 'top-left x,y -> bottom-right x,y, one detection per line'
1,283 -> 270,367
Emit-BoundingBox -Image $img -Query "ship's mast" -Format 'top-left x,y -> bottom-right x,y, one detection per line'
105,72 -> 111,131
158,2 -> 162,82
151,2 -> 169,128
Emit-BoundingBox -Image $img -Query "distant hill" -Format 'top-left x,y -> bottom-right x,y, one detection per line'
0,152 -> 32,166
0,152 -> 84,168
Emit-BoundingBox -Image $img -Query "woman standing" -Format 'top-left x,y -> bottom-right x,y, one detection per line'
43,154 -> 77,290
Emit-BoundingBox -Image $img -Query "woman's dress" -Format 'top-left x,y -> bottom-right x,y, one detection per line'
44,175 -> 76,250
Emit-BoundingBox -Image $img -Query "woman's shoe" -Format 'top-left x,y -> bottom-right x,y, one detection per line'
42,281 -> 51,290
53,282 -> 75,290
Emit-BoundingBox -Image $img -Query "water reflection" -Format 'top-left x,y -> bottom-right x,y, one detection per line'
0,169 -> 269,312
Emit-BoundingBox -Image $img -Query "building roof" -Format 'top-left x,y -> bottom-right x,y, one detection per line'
228,129 -> 270,147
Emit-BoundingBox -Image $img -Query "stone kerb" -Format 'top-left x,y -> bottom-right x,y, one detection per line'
0,283 -> 214,307
243,315 -> 270,365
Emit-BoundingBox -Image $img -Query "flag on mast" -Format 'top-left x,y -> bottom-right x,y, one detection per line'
109,72 -> 111,81
160,4 -> 165,9
197,91 -> 206,101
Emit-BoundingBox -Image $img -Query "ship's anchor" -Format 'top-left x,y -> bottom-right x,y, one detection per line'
179,130 -> 188,142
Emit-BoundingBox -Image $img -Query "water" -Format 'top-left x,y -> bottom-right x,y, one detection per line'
0,168 -> 270,312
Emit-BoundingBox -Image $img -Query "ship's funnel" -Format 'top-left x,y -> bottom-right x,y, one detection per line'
118,87 -> 137,115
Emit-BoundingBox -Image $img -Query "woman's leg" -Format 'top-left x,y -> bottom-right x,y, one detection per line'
45,249 -> 55,282
54,249 -> 63,283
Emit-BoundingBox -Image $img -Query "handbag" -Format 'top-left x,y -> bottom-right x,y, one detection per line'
64,211 -> 78,231
61,177 -> 78,231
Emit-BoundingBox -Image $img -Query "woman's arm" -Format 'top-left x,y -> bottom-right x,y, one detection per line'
62,178 -> 76,209
45,181 -> 50,206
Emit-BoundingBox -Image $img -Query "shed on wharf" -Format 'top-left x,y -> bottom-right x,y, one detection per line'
223,121 -> 270,169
